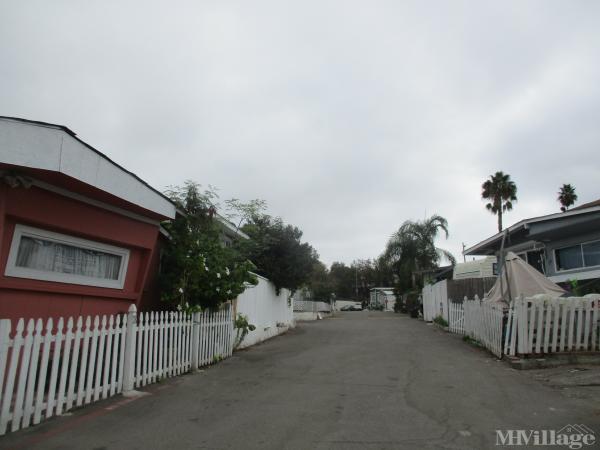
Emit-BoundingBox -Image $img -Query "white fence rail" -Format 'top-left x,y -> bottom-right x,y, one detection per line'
0,304 -> 233,435
504,295 -> 600,356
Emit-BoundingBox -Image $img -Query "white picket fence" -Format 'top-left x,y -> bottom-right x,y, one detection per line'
464,298 -> 504,358
447,299 -> 503,357
504,295 -> 600,356
0,304 -> 233,435
445,294 -> 600,359
448,301 -> 465,334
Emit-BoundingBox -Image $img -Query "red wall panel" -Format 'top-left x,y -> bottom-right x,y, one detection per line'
0,184 -> 163,321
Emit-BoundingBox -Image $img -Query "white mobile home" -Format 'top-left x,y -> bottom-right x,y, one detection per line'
453,256 -> 497,280
369,287 -> 396,311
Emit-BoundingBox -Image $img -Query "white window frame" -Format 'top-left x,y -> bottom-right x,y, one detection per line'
553,238 -> 600,273
5,224 -> 130,289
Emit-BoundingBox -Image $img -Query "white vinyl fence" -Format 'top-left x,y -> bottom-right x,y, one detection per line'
0,304 -> 233,435
504,295 -> 600,356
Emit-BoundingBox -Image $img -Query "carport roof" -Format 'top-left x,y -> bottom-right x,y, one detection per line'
464,202 -> 600,256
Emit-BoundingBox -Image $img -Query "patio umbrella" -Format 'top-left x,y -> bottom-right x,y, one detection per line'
485,251 -> 565,307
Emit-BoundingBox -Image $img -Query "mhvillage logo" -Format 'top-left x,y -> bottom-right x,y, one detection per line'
496,425 -> 595,449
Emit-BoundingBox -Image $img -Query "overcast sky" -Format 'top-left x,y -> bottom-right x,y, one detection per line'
2,1 -> 599,266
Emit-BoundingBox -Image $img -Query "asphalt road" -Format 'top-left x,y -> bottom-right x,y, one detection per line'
1,311 -> 599,450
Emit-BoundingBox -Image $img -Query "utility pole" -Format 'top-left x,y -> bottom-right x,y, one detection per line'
355,266 -> 358,299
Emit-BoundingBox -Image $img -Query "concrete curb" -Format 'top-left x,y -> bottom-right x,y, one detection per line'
504,353 -> 600,370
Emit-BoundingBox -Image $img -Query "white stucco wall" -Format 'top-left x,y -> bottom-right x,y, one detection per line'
235,275 -> 295,349
294,311 -> 319,321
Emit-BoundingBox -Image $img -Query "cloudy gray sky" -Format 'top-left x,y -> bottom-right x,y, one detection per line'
2,1 -> 599,266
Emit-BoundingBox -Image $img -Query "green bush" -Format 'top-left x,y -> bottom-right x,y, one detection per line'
160,182 -> 258,311
233,314 -> 256,349
433,315 -> 448,327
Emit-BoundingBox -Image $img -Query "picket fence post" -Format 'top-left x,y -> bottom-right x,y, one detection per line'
122,304 -> 137,394
191,312 -> 201,370
0,320 -> 10,411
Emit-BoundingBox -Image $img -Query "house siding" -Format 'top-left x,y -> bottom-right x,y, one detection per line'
500,230 -> 600,282
544,230 -> 600,282
0,183 -> 162,321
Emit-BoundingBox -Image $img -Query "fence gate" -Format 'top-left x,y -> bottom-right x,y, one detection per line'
448,302 -> 465,334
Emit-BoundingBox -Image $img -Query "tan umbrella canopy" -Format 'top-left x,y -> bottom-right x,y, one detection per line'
485,251 -> 565,307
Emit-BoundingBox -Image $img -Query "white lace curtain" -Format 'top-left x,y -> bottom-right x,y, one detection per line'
16,236 -> 122,281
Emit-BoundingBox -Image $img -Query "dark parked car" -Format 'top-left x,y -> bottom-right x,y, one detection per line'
341,304 -> 363,311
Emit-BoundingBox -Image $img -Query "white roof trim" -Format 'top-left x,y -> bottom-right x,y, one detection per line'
0,117 -> 176,219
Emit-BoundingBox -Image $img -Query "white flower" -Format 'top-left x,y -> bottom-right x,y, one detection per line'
216,287 -> 220,292
176,304 -> 182,311
204,265 -> 209,272
178,287 -> 184,294
225,267 -> 230,276
227,289 -> 232,294
216,272 -> 221,279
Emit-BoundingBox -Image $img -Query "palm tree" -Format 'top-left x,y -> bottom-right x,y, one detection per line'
558,184 -> 577,212
384,214 -> 456,292
481,171 -> 517,232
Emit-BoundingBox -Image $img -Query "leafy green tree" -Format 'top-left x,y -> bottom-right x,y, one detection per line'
558,184 -> 578,212
481,171 -> 518,232
329,262 -> 356,299
237,214 -> 316,295
352,259 -> 378,300
160,181 -> 257,311
306,260 -> 333,301
384,214 -> 455,294
224,198 -> 267,231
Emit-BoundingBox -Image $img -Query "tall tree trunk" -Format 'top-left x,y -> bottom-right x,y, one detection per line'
497,210 -> 503,232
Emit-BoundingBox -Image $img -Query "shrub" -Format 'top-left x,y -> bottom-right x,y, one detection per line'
237,214 -> 317,295
433,315 -> 448,327
233,314 -> 256,349
160,181 -> 258,311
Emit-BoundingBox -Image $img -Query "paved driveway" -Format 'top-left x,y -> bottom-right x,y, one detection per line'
1,311 -> 599,450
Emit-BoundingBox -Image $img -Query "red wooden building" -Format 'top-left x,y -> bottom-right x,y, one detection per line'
0,117 -> 177,321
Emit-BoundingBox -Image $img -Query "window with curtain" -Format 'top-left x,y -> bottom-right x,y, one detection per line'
555,239 -> 600,272
555,245 -> 583,271
583,241 -> 600,267
5,225 -> 129,289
